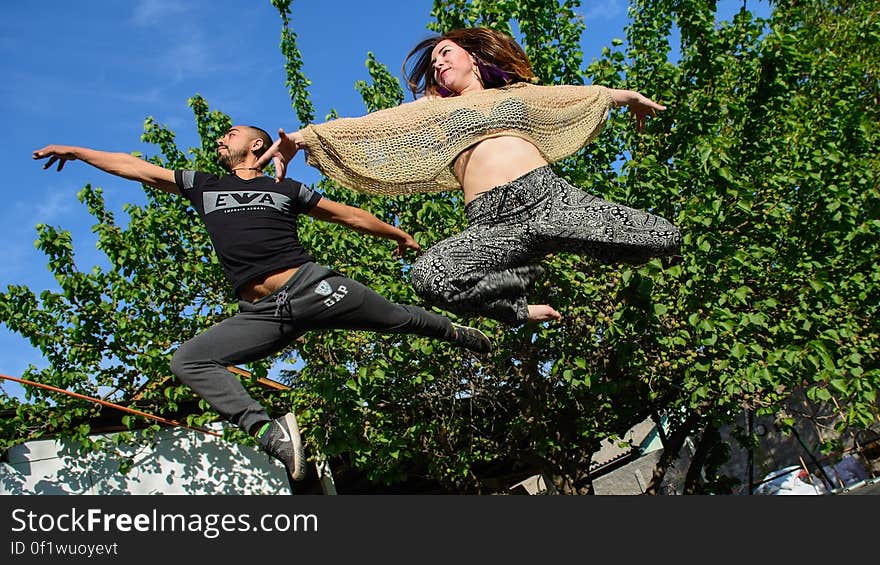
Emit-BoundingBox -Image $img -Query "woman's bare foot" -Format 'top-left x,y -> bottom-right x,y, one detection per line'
527,304 -> 562,322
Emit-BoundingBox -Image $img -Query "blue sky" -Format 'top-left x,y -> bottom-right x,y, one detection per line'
0,0 -> 770,397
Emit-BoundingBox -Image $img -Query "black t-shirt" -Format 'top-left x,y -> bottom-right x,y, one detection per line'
174,170 -> 322,298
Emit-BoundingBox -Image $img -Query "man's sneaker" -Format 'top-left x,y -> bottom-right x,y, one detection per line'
257,413 -> 306,481
452,323 -> 493,354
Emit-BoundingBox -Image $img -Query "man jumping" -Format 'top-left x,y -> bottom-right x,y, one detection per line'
33,124 -> 491,483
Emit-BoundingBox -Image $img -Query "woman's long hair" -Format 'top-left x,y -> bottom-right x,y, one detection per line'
403,27 -> 537,98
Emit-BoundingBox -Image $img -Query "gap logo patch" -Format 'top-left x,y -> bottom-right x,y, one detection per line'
314,280 -> 332,297
322,285 -> 349,308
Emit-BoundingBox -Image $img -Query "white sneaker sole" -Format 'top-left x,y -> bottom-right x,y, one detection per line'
453,324 -> 492,354
282,413 -> 306,481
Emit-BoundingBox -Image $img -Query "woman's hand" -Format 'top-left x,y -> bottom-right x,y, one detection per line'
254,128 -> 303,182
609,89 -> 667,132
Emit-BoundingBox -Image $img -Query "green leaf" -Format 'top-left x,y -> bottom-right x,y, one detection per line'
829,379 -> 848,394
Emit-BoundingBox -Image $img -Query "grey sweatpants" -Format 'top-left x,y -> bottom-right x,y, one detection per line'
410,166 -> 681,325
170,262 -> 456,433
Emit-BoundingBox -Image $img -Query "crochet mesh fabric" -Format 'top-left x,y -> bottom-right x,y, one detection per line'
300,83 -> 614,195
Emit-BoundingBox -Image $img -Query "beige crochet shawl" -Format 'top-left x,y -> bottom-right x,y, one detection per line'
300,82 -> 613,195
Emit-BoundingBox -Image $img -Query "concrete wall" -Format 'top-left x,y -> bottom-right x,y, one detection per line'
0,425 -> 290,495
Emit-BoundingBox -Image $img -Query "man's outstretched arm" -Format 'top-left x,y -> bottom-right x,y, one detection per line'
33,145 -> 179,194
307,198 -> 420,258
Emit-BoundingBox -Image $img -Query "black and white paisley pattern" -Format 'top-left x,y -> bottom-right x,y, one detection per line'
410,166 -> 681,325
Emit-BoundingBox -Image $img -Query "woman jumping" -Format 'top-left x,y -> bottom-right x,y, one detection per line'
260,27 -> 681,326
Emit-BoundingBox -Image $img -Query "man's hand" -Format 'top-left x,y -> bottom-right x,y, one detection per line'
32,144 -> 179,194
33,145 -> 79,172
608,89 -> 667,133
255,128 -> 301,183
393,235 -> 421,258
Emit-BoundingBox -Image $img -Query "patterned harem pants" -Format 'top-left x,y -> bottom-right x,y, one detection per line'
410,165 -> 681,325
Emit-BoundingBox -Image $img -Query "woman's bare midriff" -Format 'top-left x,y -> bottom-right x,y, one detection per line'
454,136 -> 549,205
239,266 -> 300,303
452,136 -> 564,323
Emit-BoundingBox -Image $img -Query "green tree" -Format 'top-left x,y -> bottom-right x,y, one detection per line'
608,0 -> 880,492
1,0 -> 877,494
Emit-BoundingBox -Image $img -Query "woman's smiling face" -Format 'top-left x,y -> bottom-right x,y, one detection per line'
431,39 -> 483,95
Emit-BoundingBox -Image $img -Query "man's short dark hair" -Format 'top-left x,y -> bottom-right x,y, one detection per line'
245,126 -> 273,159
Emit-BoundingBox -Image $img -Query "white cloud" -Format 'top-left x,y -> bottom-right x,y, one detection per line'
30,190 -> 76,227
112,86 -> 163,105
581,0 -> 627,21
165,33 -> 217,80
129,1 -> 216,80
131,0 -> 189,26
